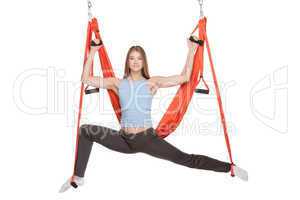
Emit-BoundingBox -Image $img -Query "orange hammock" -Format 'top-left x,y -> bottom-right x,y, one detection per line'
72,17 -> 235,178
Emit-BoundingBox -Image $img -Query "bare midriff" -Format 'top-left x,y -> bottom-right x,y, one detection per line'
120,127 -> 151,134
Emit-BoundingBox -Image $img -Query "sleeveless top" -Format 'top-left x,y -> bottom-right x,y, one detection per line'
118,78 -> 153,128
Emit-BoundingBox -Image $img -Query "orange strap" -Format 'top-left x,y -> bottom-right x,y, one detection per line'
71,22 -> 93,183
204,31 -> 235,176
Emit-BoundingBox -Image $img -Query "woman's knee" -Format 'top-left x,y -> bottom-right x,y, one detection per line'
170,151 -> 193,167
79,124 -> 91,139
79,124 -> 109,140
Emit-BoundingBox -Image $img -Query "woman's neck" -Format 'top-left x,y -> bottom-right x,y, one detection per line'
128,73 -> 144,81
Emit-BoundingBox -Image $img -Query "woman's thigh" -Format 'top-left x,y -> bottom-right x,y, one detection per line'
80,124 -> 135,154
139,133 -> 188,163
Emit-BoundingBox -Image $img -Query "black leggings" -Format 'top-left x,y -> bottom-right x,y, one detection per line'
74,124 -> 231,177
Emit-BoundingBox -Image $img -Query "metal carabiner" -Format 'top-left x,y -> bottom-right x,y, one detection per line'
87,0 -> 93,20
87,0 -> 92,9
197,0 -> 204,18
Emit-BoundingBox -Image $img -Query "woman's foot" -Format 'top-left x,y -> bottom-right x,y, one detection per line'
58,176 -> 84,193
232,165 -> 248,181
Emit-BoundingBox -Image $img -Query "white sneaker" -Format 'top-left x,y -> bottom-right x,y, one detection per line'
59,176 -> 84,193
232,165 -> 248,181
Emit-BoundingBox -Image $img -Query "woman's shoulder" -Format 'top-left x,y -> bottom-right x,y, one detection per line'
112,77 -> 126,82
114,77 -> 128,88
148,76 -> 160,85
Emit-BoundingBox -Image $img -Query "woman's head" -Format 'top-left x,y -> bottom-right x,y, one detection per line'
123,46 -> 150,79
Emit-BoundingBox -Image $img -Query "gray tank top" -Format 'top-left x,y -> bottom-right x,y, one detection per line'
118,78 -> 153,128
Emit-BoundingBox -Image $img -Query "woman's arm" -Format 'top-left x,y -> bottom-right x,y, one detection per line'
150,38 -> 198,88
81,44 -> 118,90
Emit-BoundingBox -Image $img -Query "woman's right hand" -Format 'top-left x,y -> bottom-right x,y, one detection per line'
90,39 -> 103,52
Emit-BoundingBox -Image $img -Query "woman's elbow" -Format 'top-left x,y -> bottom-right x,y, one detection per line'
81,77 -> 90,85
181,74 -> 189,84
81,78 -> 87,84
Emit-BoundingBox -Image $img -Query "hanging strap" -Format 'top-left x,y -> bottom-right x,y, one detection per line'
71,21 -> 93,184
190,20 -> 209,95
203,26 -> 235,177
190,17 -> 234,176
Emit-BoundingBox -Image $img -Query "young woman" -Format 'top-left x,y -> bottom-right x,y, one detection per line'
59,38 -> 248,192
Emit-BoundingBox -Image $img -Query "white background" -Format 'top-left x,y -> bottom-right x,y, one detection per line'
0,0 -> 299,199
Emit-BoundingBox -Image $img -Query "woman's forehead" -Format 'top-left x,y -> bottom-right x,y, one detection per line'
129,51 -> 142,57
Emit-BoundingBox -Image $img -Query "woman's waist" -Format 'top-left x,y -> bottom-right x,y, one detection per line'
121,109 -> 151,117
120,114 -> 152,125
120,127 -> 153,135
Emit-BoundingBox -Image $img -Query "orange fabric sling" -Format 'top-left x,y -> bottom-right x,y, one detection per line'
72,17 -> 235,181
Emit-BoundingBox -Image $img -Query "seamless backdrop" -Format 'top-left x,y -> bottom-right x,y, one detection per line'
0,0 -> 298,199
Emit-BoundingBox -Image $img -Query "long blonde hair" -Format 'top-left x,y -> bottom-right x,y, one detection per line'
123,46 -> 150,79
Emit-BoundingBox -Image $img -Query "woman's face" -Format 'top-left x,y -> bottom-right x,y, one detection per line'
128,50 -> 143,73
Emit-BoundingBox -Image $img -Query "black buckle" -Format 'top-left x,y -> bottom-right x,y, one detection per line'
189,36 -> 204,46
85,88 -> 100,95
70,182 -> 78,188
195,88 -> 209,94
91,39 -> 103,47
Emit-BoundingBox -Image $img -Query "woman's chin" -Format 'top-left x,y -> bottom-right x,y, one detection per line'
131,68 -> 142,72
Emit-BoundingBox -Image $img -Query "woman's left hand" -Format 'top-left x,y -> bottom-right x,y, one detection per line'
187,36 -> 198,52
